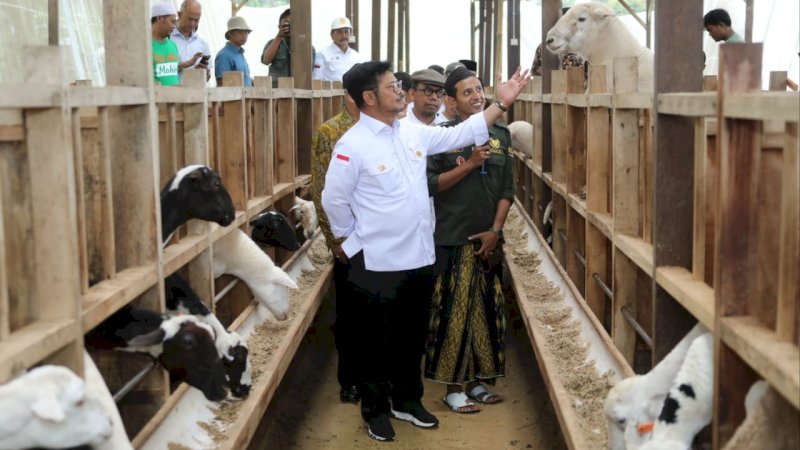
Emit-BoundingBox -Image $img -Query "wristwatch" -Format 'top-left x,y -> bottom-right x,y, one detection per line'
489,227 -> 501,236
494,100 -> 509,112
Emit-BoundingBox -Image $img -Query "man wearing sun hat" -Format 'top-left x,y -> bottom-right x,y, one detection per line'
151,2 -> 181,86
313,17 -> 363,82
215,16 -> 253,87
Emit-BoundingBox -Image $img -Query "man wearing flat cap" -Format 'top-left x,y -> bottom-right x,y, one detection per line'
151,2 -> 181,86
402,69 -> 447,126
215,16 -> 253,87
313,17 -> 363,82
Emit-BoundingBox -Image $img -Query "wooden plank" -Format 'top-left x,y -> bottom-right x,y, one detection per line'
720,316 -> 800,409
566,207 -> 585,295
551,71 -> 567,185
70,86 -> 151,107
0,190 -> 7,339
724,92 -> 799,121
221,72 -> 249,212
552,196 -> 567,269
153,86 -> 205,104
656,92 -> 717,117
692,118 -> 708,281
275,78 -> 297,184
252,78 -> 273,197
612,57 -> 641,237
81,265 -> 158,330
0,85 -> 61,108
586,66 -> 610,216
613,250 -> 638,366
0,318 -> 79,383
713,43 -> 763,448
655,266 -> 715,330
566,67 -> 586,196
585,222 -> 609,329
777,122 -> 799,345
207,87 -> 246,102
72,108 -> 90,294
24,47 -> 83,374
615,233 -> 654,276
754,147 -> 782,329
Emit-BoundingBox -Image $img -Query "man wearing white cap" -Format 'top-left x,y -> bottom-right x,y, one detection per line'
151,2 -> 181,86
312,17 -> 363,82
215,16 -> 253,87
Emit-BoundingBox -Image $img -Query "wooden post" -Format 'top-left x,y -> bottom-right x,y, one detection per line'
345,0 -> 359,51
652,0 -> 704,364
713,43 -> 763,448
506,0 -> 521,81
221,72 -> 248,212
276,78 -> 297,185
776,121 -> 798,345
371,0 -> 381,60
387,0 -> 396,67
254,77 -> 275,197
541,0 -> 561,175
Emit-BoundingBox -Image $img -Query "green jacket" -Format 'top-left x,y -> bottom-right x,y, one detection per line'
427,119 -> 514,246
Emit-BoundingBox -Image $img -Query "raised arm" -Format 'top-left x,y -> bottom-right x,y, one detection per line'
481,66 -> 531,128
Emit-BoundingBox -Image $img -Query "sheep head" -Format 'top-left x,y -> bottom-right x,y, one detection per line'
605,375 -> 667,450
0,366 -> 113,449
161,165 -> 236,242
250,211 -> 301,251
546,2 -> 615,58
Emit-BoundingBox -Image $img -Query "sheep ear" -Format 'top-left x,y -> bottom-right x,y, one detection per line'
31,394 -> 66,422
271,268 -> 299,289
126,328 -> 167,347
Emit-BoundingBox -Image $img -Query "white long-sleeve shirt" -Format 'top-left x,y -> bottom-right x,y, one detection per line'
313,43 -> 362,82
321,112 -> 489,271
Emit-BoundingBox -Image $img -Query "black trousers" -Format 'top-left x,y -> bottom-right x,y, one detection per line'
334,258 -> 361,388
347,251 -> 436,421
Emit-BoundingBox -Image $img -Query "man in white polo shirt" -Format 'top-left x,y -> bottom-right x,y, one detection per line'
321,60 -> 530,442
313,17 -> 362,82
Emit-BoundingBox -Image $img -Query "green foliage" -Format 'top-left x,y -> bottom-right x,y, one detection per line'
244,0 -> 290,8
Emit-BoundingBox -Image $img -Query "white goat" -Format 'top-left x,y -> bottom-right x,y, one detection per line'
605,323 -> 708,450
213,229 -> 298,320
640,333 -> 713,450
291,196 -> 318,240
546,2 -> 653,92
508,121 -> 534,159
723,382 -> 800,450
0,365 -> 113,450
83,350 -> 134,450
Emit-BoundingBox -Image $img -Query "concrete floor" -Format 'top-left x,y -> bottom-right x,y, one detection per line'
249,289 -> 566,450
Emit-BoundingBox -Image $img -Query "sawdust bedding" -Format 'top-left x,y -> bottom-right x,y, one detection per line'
169,237 -> 333,449
504,208 -> 612,449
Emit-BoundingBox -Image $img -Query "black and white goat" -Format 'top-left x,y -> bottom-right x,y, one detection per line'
250,210 -> 300,250
85,304 -> 228,402
640,333 -> 713,450
161,164 -> 235,243
0,365 -> 113,450
164,274 -> 251,398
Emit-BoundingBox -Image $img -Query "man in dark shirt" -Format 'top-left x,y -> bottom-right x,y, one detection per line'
426,67 -> 514,413
261,9 -> 316,87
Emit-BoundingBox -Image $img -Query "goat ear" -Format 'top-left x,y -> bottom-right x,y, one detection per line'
31,394 -> 66,422
271,268 -> 299,289
126,328 -> 167,347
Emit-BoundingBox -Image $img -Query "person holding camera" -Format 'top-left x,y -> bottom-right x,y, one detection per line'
172,0 -> 212,82
261,9 -> 316,88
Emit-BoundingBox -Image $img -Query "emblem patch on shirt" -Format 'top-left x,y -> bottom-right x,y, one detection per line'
456,156 -> 465,166
377,164 -> 386,172
334,153 -> 350,165
415,150 -> 422,157
489,138 -> 501,149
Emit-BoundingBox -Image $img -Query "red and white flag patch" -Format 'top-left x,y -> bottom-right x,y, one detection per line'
334,152 -> 350,165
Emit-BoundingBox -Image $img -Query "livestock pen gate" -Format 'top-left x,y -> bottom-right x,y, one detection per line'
0,2 -> 346,448
508,1 -> 799,448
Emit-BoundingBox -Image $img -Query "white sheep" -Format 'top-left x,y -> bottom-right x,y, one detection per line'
605,323 -> 708,450
723,382 -> 800,450
291,196 -> 318,240
0,365 -> 113,450
213,229 -> 298,320
545,2 -> 653,92
508,121 -> 534,159
639,333 -> 713,450
83,350 -> 134,450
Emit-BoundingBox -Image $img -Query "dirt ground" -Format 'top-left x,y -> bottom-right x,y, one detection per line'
247,286 -> 566,450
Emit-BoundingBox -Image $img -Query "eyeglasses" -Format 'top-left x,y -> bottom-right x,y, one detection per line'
374,80 -> 403,95
417,86 -> 445,98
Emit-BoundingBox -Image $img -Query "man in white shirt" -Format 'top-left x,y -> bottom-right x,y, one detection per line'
321,60 -> 529,442
171,0 -> 212,82
401,69 -> 446,126
313,17 -> 362,82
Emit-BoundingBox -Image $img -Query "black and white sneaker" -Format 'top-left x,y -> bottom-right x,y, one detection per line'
390,403 -> 439,428
366,414 -> 395,441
